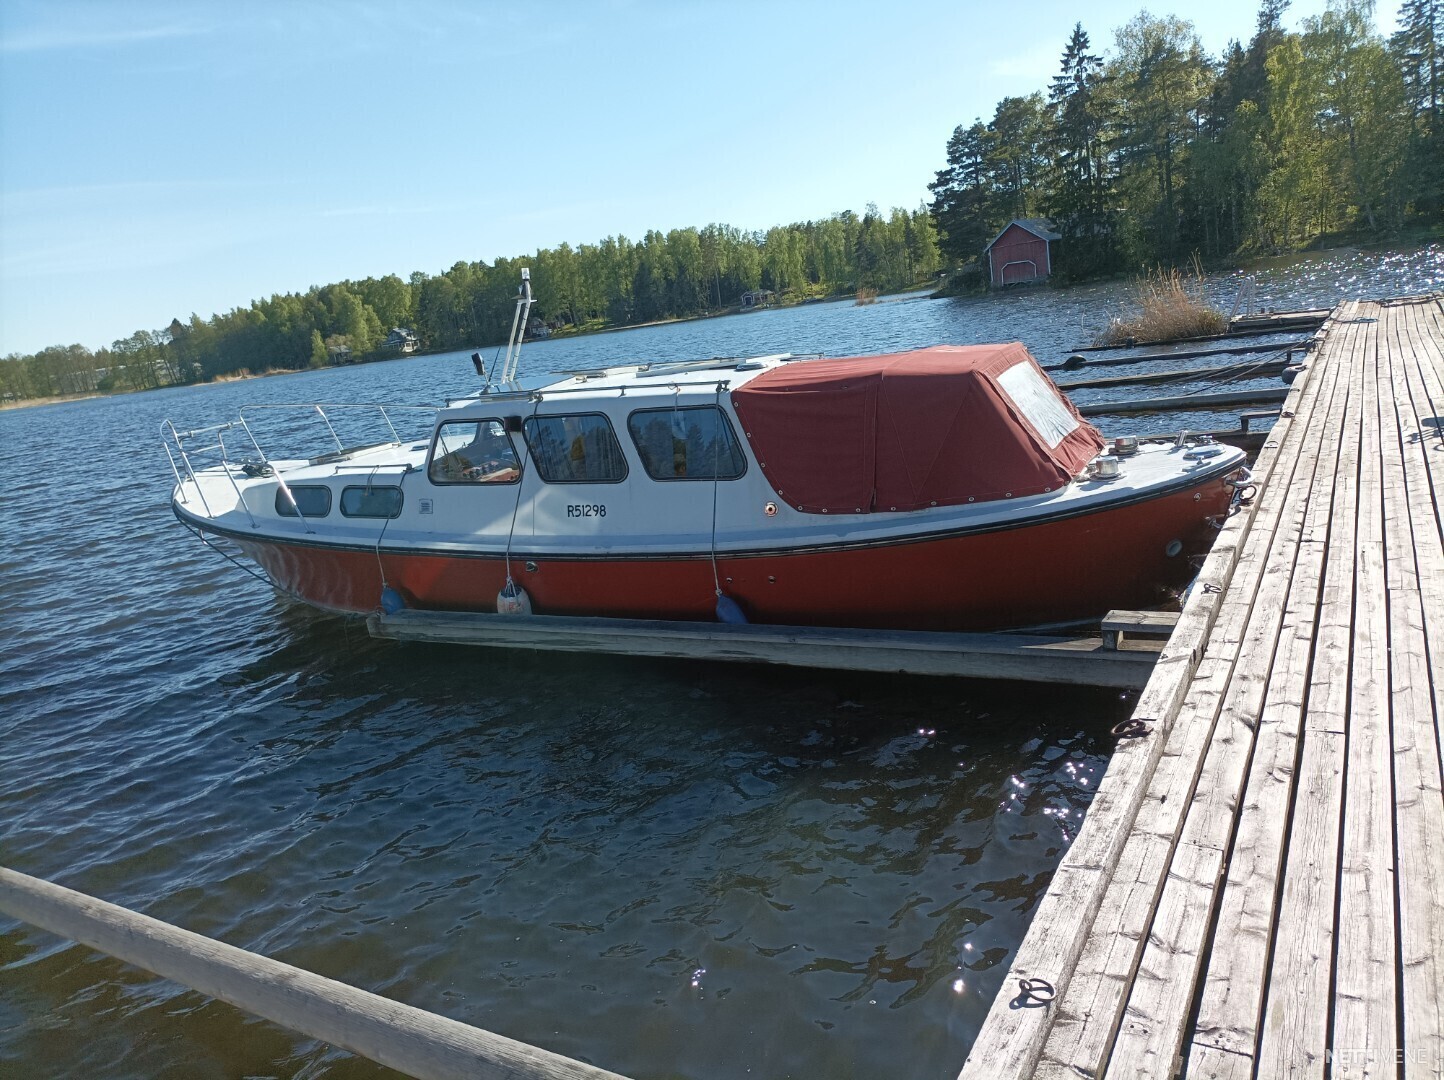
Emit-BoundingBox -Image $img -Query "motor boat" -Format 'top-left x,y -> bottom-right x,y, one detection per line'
164,275 -> 1247,632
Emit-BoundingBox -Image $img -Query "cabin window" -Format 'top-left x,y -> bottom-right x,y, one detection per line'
627,405 -> 746,480
275,485 -> 332,517
429,420 -> 521,484
996,361 -> 1079,449
340,485 -> 404,518
523,413 -> 628,483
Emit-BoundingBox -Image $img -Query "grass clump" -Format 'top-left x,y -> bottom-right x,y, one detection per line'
855,286 -> 879,305
1098,262 -> 1228,345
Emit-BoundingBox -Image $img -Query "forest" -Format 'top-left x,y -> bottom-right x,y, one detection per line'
2,0 -> 1439,402
931,0 -> 1442,279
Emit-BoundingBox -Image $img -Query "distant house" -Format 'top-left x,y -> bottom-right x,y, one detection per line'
984,219 -> 1060,287
384,328 -> 419,354
740,289 -> 775,309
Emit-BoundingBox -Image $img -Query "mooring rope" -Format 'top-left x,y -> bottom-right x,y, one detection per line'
182,520 -> 302,602
503,399 -> 541,590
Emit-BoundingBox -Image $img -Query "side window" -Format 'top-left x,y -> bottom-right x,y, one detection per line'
275,485 -> 332,517
340,485 -> 403,518
627,405 -> 747,481
523,413 -> 628,483
429,419 -> 520,484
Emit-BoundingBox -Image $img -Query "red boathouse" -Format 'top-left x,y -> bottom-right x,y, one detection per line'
984,218 -> 1059,287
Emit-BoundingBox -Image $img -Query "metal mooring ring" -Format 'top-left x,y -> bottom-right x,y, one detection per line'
1111,719 -> 1151,739
1017,977 -> 1057,1004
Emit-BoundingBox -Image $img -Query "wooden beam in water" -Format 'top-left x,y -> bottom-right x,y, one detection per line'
1045,338 -> 1310,372
1054,357 -> 1290,391
0,866 -> 632,1080
366,611 -> 1161,688
1078,386 -> 1291,416
1067,313 -> 1329,353
1228,310 -> 1332,334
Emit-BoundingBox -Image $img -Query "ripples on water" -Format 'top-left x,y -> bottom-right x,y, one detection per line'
2,246 -> 1440,1079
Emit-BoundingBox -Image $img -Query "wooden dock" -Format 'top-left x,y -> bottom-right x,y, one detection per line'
958,295 -> 1444,1078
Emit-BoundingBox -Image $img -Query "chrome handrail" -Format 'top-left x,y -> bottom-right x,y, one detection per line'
162,403 -> 437,534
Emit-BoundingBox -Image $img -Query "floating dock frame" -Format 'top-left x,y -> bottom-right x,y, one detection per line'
366,610 -> 1166,688
959,295 -> 1444,1079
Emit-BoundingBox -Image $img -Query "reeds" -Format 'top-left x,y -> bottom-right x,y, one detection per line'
855,286 -> 879,305
1098,261 -> 1227,345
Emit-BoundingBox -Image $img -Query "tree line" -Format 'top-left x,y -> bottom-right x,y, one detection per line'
0,208 -> 938,402
6,0 -> 1437,404
930,0 -> 1442,281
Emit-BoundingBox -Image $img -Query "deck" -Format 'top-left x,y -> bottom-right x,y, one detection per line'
959,295 -> 1444,1078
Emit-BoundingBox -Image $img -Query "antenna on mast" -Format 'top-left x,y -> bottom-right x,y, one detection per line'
499,268 -> 533,385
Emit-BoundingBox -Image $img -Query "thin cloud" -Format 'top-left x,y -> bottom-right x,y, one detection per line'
1,21 -> 210,53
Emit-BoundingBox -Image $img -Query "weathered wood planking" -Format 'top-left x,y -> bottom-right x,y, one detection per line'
1331,303 -> 1400,1080
955,301 -> 1335,1080
1182,312 -> 1352,1079
366,611 -> 1159,687
1100,306 -> 1352,1079
1253,303 -> 1369,1080
1031,306 -> 1350,1080
1380,301 -> 1444,1074
1182,303 -> 1361,1079
960,296 -> 1444,1080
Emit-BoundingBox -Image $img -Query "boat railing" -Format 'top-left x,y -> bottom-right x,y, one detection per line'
161,418 -> 258,525
236,403 -> 438,462
162,403 -> 437,531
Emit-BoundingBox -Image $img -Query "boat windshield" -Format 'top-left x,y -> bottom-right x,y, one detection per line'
429,420 -> 521,484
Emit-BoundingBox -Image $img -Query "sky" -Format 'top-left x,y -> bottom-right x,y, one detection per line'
0,0 -> 1394,356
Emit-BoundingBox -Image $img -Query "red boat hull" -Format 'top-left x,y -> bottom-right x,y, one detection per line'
219,471 -> 1235,632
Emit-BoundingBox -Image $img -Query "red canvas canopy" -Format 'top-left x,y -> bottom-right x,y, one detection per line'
730,344 -> 1104,514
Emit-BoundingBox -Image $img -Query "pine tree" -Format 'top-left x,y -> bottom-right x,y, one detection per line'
928,122 -> 993,264
1046,24 -> 1117,277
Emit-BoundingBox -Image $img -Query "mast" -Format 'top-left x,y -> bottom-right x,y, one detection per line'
499,268 -> 533,385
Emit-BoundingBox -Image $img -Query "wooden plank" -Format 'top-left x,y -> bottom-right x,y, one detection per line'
1032,310 -> 1351,1080
1395,300 -> 1444,782
1254,303 -> 1369,1080
960,303 -> 1341,1080
0,867 -> 632,1080
367,611 -> 1159,688
1331,301 -> 1399,1080
1101,610 -> 1179,650
1100,315 -> 1348,1078
1049,339 -> 1312,370
1183,299 -> 1354,1079
1078,387 -> 1291,417
1229,311 -> 1333,334
1400,299 -> 1444,555
1054,358 -> 1291,392
1378,301 -> 1444,1076
1066,314 -> 1327,352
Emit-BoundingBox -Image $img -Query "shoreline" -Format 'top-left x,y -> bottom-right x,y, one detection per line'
4,239 -> 1435,412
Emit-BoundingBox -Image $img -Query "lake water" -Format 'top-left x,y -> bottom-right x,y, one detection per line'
3,246 -> 1441,1080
